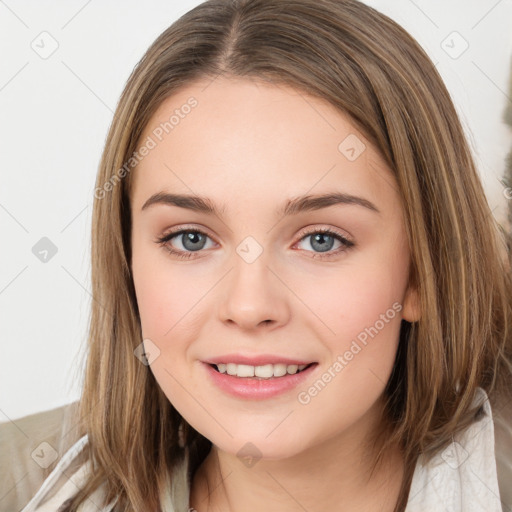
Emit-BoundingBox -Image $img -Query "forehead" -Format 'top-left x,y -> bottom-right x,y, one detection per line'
130,76 -> 400,219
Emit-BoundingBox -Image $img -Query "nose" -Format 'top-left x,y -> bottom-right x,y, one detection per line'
217,250 -> 291,331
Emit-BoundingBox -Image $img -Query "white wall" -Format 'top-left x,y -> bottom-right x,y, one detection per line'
1,0 -> 511,421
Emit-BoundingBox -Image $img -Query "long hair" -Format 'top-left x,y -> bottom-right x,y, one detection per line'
64,1 -> 512,510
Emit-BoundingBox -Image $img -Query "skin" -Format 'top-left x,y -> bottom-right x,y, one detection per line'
130,75 -> 421,512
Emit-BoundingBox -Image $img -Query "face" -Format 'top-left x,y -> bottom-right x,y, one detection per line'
130,76 -> 420,460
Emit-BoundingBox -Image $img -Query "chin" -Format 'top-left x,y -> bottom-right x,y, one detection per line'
204,428 -> 312,463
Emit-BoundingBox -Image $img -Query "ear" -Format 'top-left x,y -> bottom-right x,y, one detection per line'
402,282 -> 421,322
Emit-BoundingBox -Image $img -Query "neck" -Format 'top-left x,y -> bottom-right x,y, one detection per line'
189,403 -> 405,512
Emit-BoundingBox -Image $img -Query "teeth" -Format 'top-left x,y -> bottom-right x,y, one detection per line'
216,363 -> 309,378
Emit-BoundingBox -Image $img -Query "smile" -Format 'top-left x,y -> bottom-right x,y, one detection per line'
203,361 -> 319,400
211,362 -> 312,379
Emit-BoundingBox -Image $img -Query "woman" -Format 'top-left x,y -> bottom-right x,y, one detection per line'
21,0 -> 512,510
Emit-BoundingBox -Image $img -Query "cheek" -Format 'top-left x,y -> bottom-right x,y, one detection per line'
299,261 -> 404,345
132,253 -> 213,400
294,271 -> 403,437
132,245 -> 207,339
292,263 -> 405,421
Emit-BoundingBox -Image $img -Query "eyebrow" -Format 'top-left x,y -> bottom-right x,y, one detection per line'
141,191 -> 380,217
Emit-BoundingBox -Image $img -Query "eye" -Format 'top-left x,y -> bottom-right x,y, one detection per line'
155,227 -> 216,260
155,226 -> 355,260
294,227 -> 354,259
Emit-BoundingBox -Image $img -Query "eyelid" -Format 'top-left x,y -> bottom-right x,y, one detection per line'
158,224 -> 352,242
296,225 -> 353,244
158,224 -> 218,244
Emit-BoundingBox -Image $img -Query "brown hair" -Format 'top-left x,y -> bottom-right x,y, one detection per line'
64,0 -> 512,510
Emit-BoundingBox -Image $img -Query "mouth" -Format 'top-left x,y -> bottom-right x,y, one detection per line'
208,362 -> 317,379
203,360 -> 319,399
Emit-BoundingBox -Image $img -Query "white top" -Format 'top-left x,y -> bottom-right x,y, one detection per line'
20,387 -> 503,512
406,387 -> 503,511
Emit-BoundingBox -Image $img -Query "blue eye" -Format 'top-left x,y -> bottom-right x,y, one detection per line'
155,229 -> 214,259
155,227 -> 354,260
295,228 -> 354,258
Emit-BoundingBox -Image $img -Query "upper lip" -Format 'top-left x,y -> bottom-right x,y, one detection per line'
203,354 -> 316,366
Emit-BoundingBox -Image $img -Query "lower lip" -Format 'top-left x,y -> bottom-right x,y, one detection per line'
202,362 -> 318,400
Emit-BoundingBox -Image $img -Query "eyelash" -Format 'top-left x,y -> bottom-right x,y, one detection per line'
155,226 -> 355,260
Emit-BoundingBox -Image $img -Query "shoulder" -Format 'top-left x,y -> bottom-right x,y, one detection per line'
18,434 -> 116,512
406,387 -> 512,512
7,405 -> 191,512
493,388 -> 512,510
0,401 -> 82,511
0,401 -> 117,512
21,435 -> 192,512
